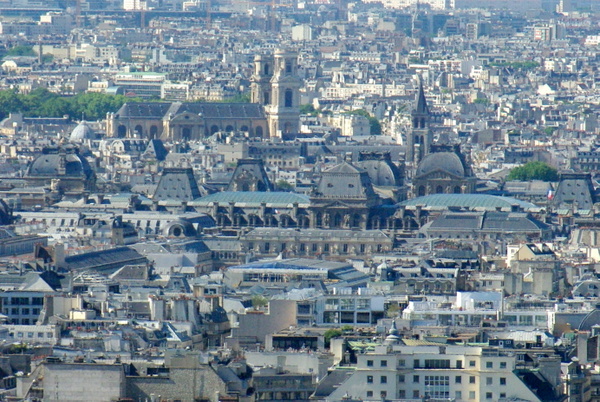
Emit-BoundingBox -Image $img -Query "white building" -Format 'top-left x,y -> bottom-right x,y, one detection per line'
325,343 -> 545,401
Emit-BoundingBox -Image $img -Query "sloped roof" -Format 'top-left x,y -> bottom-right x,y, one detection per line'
116,102 -> 172,118
399,194 -> 538,211
190,191 -> 309,206
153,168 -> 202,202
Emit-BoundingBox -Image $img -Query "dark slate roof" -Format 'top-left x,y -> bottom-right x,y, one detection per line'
399,194 -> 538,210
116,102 -> 172,119
61,247 -> 147,273
145,140 -> 168,161
312,369 -> 354,398
227,158 -> 273,192
177,103 -> 265,119
27,147 -> 93,178
427,211 -> 548,233
313,161 -> 377,199
553,172 -> 595,210
356,158 -> 402,187
153,168 -> 202,202
416,152 -> 466,178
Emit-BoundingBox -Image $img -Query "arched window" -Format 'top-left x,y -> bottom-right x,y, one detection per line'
256,126 -> 264,137
240,125 -> 249,132
150,125 -> 158,139
436,185 -> 444,194
263,91 -> 270,105
182,127 -> 191,140
225,125 -> 234,132
134,125 -> 143,137
117,125 -> 126,138
284,89 -> 293,108
283,122 -> 292,133
285,61 -> 292,73
210,125 -> 219,134
418,186 -> 426,196
263,64 -> 270,76
454,186 -> 461,194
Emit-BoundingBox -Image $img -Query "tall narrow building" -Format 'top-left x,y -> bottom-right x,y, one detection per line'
406,78 -> 432,165
251,49 -> 301,137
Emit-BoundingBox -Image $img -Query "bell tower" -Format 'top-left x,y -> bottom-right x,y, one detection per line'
267,49 -> 301,137
406,77 -> 432,165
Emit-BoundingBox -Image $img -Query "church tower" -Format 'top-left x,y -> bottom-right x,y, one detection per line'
253,49 -> 301,138
251,55 -> 273,109
406,78 -> 432,165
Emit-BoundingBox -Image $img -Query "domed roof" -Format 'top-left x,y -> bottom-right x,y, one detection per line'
416,152 -> 465,178
357,159 -> 402,187
27,147 -> 94,179
70,121 -> 94,143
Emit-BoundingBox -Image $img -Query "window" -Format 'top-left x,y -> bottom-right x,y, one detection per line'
398,359 -> 405,367
500,361 -> 507,369
500,393 -> 506,398
398,374 -> 405,383
424,376 -> 450,399
469,391 -> 476,400
486,361 -> 493,368
367,375 -> 373,384
455,375 -> 462,383
367,360 -> 373,367
414,359 -> 420,368
381,360 -> 388,367
425,359 -> 450,368
398,390 -> 406,398
413,375 -> 419,383
381,376 -> 387,384
500,377 -> 506,385
37,332 -> 43,338
366,391 -> 373,397
27,332 -> 33,338
380,391 -> 387,398
21,309 -> 29,315
469,360 -> 476,367
469,376 -> 476,384
486,392 -> 493,399
486,377 -> 493,385
284,89 -> 293,108
455,391 -> 462,399
413,390 -> 420,398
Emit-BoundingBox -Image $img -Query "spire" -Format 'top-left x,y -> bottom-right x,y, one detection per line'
415,76 -> 429,116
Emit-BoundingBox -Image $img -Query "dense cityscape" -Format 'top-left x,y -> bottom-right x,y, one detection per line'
0,0 -> 599,401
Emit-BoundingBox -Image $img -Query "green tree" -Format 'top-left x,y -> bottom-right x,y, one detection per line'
324,329 -> 342,348
300,103 -> 317,115
251,295 -> 269,310
0,90 -> 24,119
276,179 -> 294,191
386,304 -> 400,318
507,161 -> 558,182
6,45 -> 36,57
343,109 -> 382,135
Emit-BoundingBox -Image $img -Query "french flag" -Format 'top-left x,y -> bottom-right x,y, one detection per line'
547,188 -> 554,200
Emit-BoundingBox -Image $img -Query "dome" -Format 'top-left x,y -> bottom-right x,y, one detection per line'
357,159 -> 402,187
70,121 -> 94,143
27,147 -> 94,179
416,152 -> 465,178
